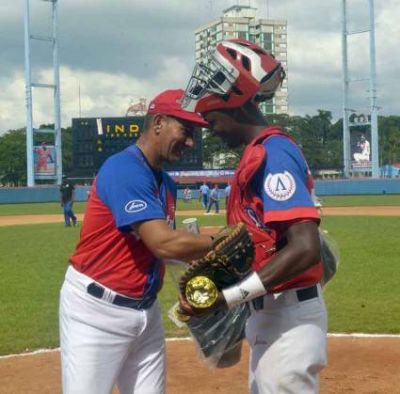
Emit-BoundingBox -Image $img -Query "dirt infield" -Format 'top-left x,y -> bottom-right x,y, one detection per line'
1,208 -> 400,393
0,206 -> 400,227
1,337 -> 400,394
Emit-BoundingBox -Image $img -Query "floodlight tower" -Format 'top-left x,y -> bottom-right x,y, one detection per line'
341,0 -> 379,178
24,0 -> 62,186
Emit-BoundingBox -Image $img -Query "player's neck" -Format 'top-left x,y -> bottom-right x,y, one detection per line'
136,139 -> 162,171
243,125 -> 268,145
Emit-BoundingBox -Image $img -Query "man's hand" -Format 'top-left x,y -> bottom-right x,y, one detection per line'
177,292 -> 226,320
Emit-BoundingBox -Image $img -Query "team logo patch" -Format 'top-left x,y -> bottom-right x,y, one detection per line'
264,171 -> 296,201
125,200 -> 147,213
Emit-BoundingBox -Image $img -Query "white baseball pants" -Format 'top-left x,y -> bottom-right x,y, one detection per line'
246,284 -> 327,394
59,266 -> 166,394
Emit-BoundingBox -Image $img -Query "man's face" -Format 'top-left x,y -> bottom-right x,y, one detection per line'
160,116 -> 196,162
203,110 -> 244,148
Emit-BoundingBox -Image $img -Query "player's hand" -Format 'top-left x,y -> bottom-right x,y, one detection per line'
178,292 -> 226,317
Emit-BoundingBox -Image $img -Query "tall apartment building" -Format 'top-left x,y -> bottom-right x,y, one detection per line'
195,5 -> 288,115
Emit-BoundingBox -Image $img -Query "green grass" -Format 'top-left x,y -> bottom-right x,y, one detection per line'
0,216 -> 399,355
320,194 -> 400,207
0,202 -> 87,216
0,195 -> 399,216
322,216 -> 400,333
0,223 -> 80,354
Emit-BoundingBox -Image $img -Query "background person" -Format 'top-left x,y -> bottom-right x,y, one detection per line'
60,178 -> 77,227
182,39 -> 327,394
206,183 -> 220,214
224,183 -> 231,209
183,185 -> 192,203
199,181 -> 209,209
59,89 -> 214,394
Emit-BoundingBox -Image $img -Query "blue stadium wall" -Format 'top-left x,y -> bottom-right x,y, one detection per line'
0,179 -> 399,204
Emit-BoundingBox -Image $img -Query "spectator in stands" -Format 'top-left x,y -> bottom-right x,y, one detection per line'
206,184 -> 220,214
199,181 -> 210,209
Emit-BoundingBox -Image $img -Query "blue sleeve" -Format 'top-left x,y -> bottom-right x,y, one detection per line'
96,154 -> 166,230
253,136 -> 318,223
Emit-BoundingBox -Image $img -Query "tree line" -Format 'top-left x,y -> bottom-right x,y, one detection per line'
203,111 -> 400,173
1,112 -> 399,186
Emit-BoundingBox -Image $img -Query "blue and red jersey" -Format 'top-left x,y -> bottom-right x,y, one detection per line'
70,145 -> 176,298
227,127 -> 322,291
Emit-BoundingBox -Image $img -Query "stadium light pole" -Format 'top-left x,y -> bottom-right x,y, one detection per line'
341,0 -> 351,178
24,0 -> 34,186
341,0 -> 379,178
368,0 -> 379,177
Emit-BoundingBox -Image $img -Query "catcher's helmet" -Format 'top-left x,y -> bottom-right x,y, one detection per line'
182,38 -> 285,113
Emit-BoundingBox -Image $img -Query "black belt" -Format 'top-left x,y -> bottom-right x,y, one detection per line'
252,285 -> 319,311
87,282 -> 156,310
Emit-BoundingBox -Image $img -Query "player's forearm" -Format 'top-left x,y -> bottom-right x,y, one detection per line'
153,231 -> 212,261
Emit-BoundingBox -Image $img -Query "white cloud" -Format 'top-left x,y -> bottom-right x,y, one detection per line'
0,0 -> 399,134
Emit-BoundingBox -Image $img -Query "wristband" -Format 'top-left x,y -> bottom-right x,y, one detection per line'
222,272 -> 266,309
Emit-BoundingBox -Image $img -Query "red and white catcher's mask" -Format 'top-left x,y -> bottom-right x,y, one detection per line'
182,38 -> 286,113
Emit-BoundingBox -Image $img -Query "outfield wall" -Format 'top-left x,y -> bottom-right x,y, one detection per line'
314,178 -> 400,195
0,179 -> 399,204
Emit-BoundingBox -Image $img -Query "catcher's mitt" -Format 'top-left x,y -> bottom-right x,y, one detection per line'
179,222 -> 254,310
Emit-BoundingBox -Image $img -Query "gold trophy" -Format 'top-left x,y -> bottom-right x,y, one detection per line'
185,275 -> 218,309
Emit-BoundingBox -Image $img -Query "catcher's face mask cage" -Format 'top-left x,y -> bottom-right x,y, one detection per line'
182,38 -> 285,113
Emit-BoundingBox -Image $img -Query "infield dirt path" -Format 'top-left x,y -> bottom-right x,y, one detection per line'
1,206 -> 400,227
1,337 -> 400,394
1,208 -> 400,393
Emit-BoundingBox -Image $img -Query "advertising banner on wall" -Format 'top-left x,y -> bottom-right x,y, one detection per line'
351,130 -> 371,171
34,143 -> 56,179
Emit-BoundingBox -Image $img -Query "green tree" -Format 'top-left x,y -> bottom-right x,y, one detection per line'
379,116 -> 400,166
202,129 -> 243,168
0,128 -> 27,186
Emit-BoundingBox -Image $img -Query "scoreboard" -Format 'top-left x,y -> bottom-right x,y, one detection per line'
72,117 -> 203,177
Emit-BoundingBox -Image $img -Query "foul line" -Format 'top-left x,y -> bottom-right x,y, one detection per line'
1,333 -> 400,360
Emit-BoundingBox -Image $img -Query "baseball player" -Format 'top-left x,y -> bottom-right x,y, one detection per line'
199,181 -> 210,209
206,183 -> 220,214
182,39 -> 327,393
59,89 -> 214,394
60,178 -> 77,227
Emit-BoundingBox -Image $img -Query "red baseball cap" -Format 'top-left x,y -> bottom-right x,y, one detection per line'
147,89 -> 208,128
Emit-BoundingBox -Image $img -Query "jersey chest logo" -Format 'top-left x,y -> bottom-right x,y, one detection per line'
264,171 -> 296,201
125,200 -> 148,213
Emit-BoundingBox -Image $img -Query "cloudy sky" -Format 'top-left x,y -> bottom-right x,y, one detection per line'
0,0 -> 398,134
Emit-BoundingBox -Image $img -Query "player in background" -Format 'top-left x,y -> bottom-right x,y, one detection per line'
199,181 -> 210,209
206,183 -> 220,214
59,89 -> 213,394
224,183 -> 231,210
60,177 -> 77,227
182,39 -> 327,394
183,185 -> 192,203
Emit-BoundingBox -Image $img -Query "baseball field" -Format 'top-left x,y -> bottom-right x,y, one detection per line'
1,195 -> 400,393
